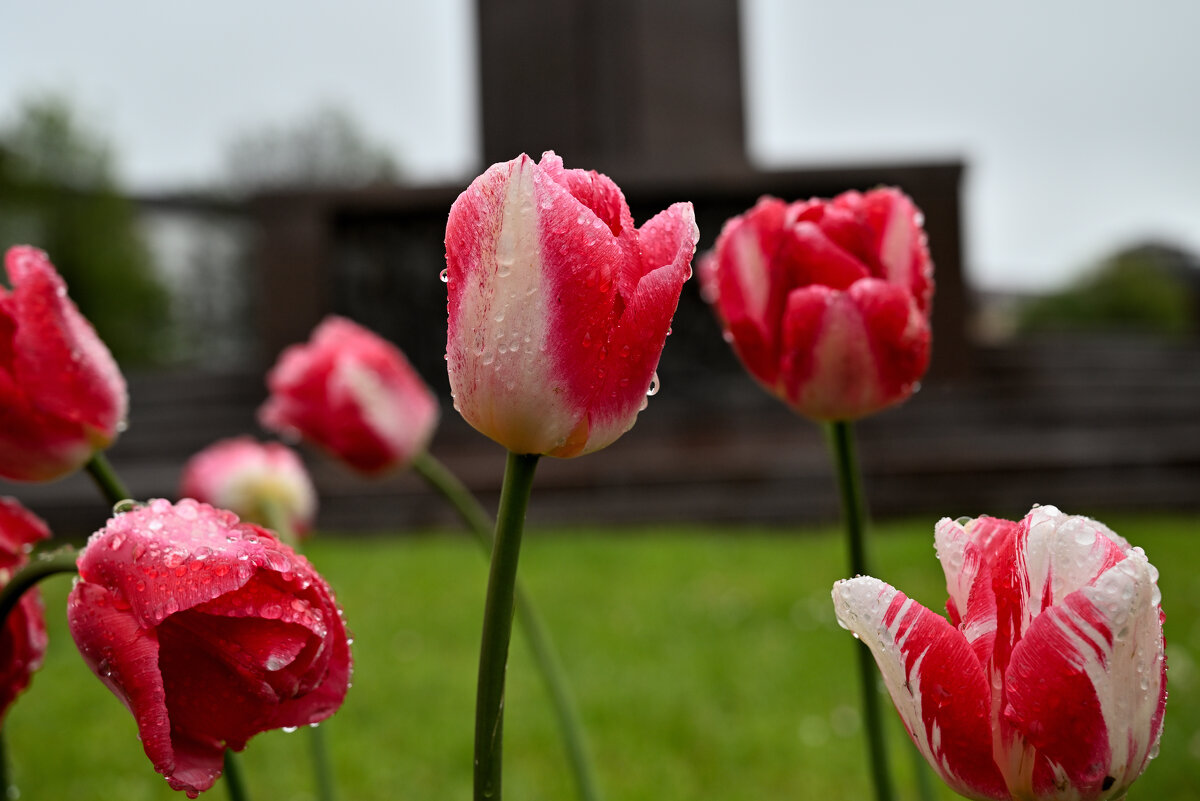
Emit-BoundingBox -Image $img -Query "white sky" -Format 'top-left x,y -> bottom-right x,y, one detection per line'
3,0 -> 1198,291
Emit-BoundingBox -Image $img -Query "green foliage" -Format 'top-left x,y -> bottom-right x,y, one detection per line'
1018,247 -> 1195,336
0,94 -> 171,366
10,517 -> 1199,800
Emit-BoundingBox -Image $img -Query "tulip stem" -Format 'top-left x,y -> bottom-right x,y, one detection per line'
309,724 -> 337,801
474,451 -> 540,801
413,451 -> 603,801
825,421 -> 895,801
258,496 -> 299,547
223,751 -> 250,801
84,452 -> 132,507
0,548 -> 78,629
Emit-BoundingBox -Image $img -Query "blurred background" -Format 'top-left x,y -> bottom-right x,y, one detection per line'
2,0 -> 1199,532
3,4 -> 1200,800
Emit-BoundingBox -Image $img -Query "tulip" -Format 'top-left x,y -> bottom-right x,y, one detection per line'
68,498 -> 351,797
832,505 -> 1166,801
259,316 -> 439,474
0,246 -> 128,481
180,437 -> 318,538
700,189 -> 932,421
0,498 -> 50,722
445,150 -> 698,457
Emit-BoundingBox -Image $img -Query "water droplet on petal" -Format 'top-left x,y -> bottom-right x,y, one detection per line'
439,268 -> 449,283
112,499 -> 141,515
646,373 -> 660,397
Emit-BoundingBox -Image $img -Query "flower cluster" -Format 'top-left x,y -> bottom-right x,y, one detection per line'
0,150 -> 1173,801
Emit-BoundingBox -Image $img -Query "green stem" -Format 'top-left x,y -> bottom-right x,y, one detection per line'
255,502 -> 335,801
223,751 -> 250,801
308,724 -> 337,801
0,548 -> 78,627
413,451 -> 602,801
84,452 -> 132,507
0,725 -> 8,801
257,496 -> 299,548
474,451 -> 540,801
825,421 -> 894,801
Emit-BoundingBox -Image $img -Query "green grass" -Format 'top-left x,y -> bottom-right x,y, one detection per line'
9,515 -> 1200,800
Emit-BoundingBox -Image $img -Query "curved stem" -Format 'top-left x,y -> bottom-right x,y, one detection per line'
413,451 -> 602,801
223,751 -> 250,801
84,452 -> 132,507
826,421 -> 894,801
0,548 -> 79,627
474,451 -> 540,801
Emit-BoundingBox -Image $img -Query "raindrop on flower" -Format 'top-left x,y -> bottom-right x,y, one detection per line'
646,373 -> 660,397
112,499 -> 141,515
439,268 -> 449,283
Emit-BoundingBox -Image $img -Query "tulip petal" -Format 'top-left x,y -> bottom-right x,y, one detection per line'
779,279 -> 926,420
4,246 -> 127,439
578,202 -> 697,454
780,219 -> 871,290
833,577 -> 1008,800
988,508 -> 1130,694
446,154 -> 579,454
269,609 -> 352,729
935,516 -> 1019,666
261,317 -> 437,474
0,497 -> 50,567
700,198 -> 791,386
67,582 -> 180,791
1002,547 -> 1166,800
534,158 -> 644,426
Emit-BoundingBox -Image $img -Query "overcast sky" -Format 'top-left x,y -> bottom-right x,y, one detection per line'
3,0 -> 1198,291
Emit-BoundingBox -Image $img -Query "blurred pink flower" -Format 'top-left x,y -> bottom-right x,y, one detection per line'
180,437 -> 317,537
700,189 -> 932,420
260,316 -> 438,474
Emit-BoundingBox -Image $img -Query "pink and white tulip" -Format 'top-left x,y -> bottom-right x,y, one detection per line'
259,316 -> 439,474
832,506 -> 1166,801
445,151 -> 697,457
700,189 -> 932,421
0,246 -> 128,481
180,437 -> 318,537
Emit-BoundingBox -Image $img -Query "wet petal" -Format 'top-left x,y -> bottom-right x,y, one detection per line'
1002,548 -> 1166,800
833,577 -> 1008,800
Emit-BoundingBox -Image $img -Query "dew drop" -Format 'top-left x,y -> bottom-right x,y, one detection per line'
439,268 -> 449,283
646,373 -> 660,397
112,499 -> 141,515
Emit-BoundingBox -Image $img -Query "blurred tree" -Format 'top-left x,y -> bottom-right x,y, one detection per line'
1018,244 -> 1196,336
223,105 -> 400,193
0,95 -> 171,365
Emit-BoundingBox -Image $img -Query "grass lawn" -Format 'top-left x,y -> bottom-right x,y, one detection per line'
9,514 -> 1199,800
